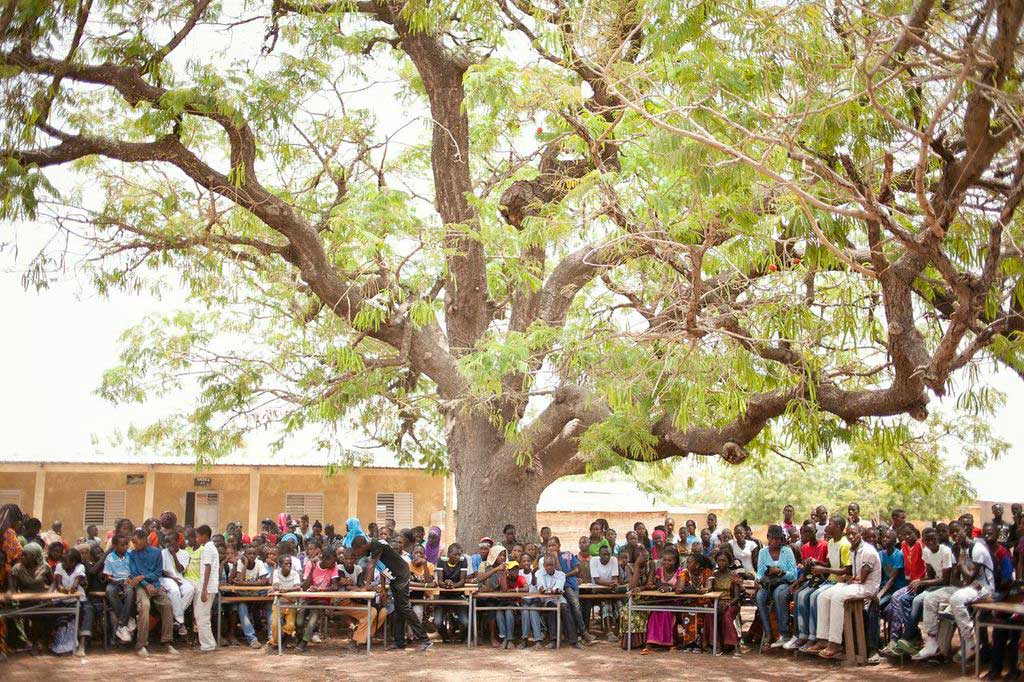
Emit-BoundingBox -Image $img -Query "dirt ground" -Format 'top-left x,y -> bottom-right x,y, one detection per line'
0,640 -> 974,681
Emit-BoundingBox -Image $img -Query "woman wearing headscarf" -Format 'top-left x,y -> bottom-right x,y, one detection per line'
10,542 -> 52,655
476,545 -> 508,647
342,517 -> 369,548
424,526 -> 442,564
650,529 -> 667,561
0,504 -> 25,657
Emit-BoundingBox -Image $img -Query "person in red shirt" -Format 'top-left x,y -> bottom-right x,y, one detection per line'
900,523 -> 926,582
496,561 -> 528,648
786,523 -> 828,614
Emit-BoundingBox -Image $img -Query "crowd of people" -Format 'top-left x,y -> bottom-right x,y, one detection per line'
0,501 -> 1022,677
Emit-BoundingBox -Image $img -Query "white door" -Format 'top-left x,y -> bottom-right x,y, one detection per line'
194,492 -> 220,530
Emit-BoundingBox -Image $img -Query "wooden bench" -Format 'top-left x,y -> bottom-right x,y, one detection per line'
843,599 -> 868,665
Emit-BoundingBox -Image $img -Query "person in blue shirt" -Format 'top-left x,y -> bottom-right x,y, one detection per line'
102,534 -> 135,642
755,524 -> 799,651
127,529 -> 176,656
546,537 -> 591,643
875,527 -> 906,609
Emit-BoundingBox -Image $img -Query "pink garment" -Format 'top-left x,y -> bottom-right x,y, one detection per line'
645,566 -> 682,646
277,512 -> 289,534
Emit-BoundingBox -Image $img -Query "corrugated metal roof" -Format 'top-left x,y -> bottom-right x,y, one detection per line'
0,450 -> 422,470
537,479 -> 722,514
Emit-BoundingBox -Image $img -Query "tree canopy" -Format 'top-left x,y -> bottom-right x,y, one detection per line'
1,0 -> 1021,539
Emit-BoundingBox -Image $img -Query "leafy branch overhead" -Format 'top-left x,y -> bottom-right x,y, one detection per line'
1,0 -> 1021,525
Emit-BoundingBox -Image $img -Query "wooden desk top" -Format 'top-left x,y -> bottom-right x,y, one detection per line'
277,591 -> 377,600
219,584 -> 273,592
633,590 -> 725,600
474,592 -> 559,600
974,602 -> 1024,616
1,592 -> 80,603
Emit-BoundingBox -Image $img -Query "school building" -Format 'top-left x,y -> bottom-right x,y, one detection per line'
0,453 -> 454,543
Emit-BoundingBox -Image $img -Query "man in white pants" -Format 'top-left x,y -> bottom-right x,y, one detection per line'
914,523 -> 995,661
159,530 -> 195,636
805,523 -> 881,658
192,524 -> 220,651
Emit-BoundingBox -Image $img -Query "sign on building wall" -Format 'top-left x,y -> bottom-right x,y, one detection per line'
126,474 -> 145,485
194,477 -> 212,487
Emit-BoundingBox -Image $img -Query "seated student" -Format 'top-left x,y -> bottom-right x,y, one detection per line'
804,523 -> 882,659
80,525 -> 101,550
518,552 -> 544,648
649,530 -> 667,561
295,548 -> 339,652
434,543 -> 470,643
914,524 -> 992,661
52,546 -> 90,655
495,560 -> 528,649
754,525 -> 798,651
535,554 -> 583,649
617,548 -> 633,585
46,541 -> 64,571
103,534 -> 135,643
229,545 -> 271,649
875,527 -> 906,611
884,526 -> 952,656
82,543 -> 106,646
21,517 -> 45,548
983,521 -> 1015,599
707,550 -> 743,654
333,540 -> 382,647
408,545 -> 436,629
547,536 -> 589,644
676,553 -> 714,652
159,530 -> 194,638
127,529 -> 176,657
42,520 -> 66,550
589,544 -> 621,641
267,555 -> 301,651
468,537 -> 492,580
587,522 -> 611,557
795,515 -> 851,653
683,520 -> 700,549
616,530 -> 641,559
781,525 -> 827,654
539,526 -> 552,548
641,546 -> 684,654
728,525 -> 758,578
10,542 -> 53,655
605,529 -> 618,554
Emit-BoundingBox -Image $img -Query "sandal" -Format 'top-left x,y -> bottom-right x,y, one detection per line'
640,647 -> 654,655
818,648 -> 843,660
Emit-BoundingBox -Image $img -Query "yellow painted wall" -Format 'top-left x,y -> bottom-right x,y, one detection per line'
0,471 -> 37,515
152,471 -> 250,530
258,471 -> 349,526
355,470 -> 446,529
2,464 -> 447,541
43,470 -> 147,541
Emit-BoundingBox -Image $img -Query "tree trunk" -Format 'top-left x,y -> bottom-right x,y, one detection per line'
447,412 -> 547,548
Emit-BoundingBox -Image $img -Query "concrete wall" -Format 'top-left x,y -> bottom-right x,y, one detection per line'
258,471 -> 349,526
0,471 -> 38,515
0,464 -> 448,543
43,469 -> 147,540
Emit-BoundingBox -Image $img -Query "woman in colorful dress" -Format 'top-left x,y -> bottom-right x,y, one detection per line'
676,552 -> 714,651
0,504 -> 25,658
619,546 -> 652,649
705,549 -> 744,654
641,546 -> 683,654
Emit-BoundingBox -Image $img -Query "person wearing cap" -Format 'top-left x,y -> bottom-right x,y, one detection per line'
260,518 -> 278,545
496,560 -> 527,648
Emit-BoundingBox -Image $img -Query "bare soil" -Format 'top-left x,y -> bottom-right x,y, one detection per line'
0,640 -> 973,681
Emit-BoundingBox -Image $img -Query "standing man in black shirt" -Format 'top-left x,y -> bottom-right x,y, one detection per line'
351,536 -> 432,650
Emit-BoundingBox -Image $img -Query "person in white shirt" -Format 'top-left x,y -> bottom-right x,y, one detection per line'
807,523 -> 881,658
230,546 -> 271,648
535,555 -> 583,649
193,525 -> 220,651
159,531 -> 194,636
589,545 -> 621,641
268,555 -> 302,648
915,523 -> 995,661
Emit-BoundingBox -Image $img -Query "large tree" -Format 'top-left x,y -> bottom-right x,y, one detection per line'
1,0 -> 1022,544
